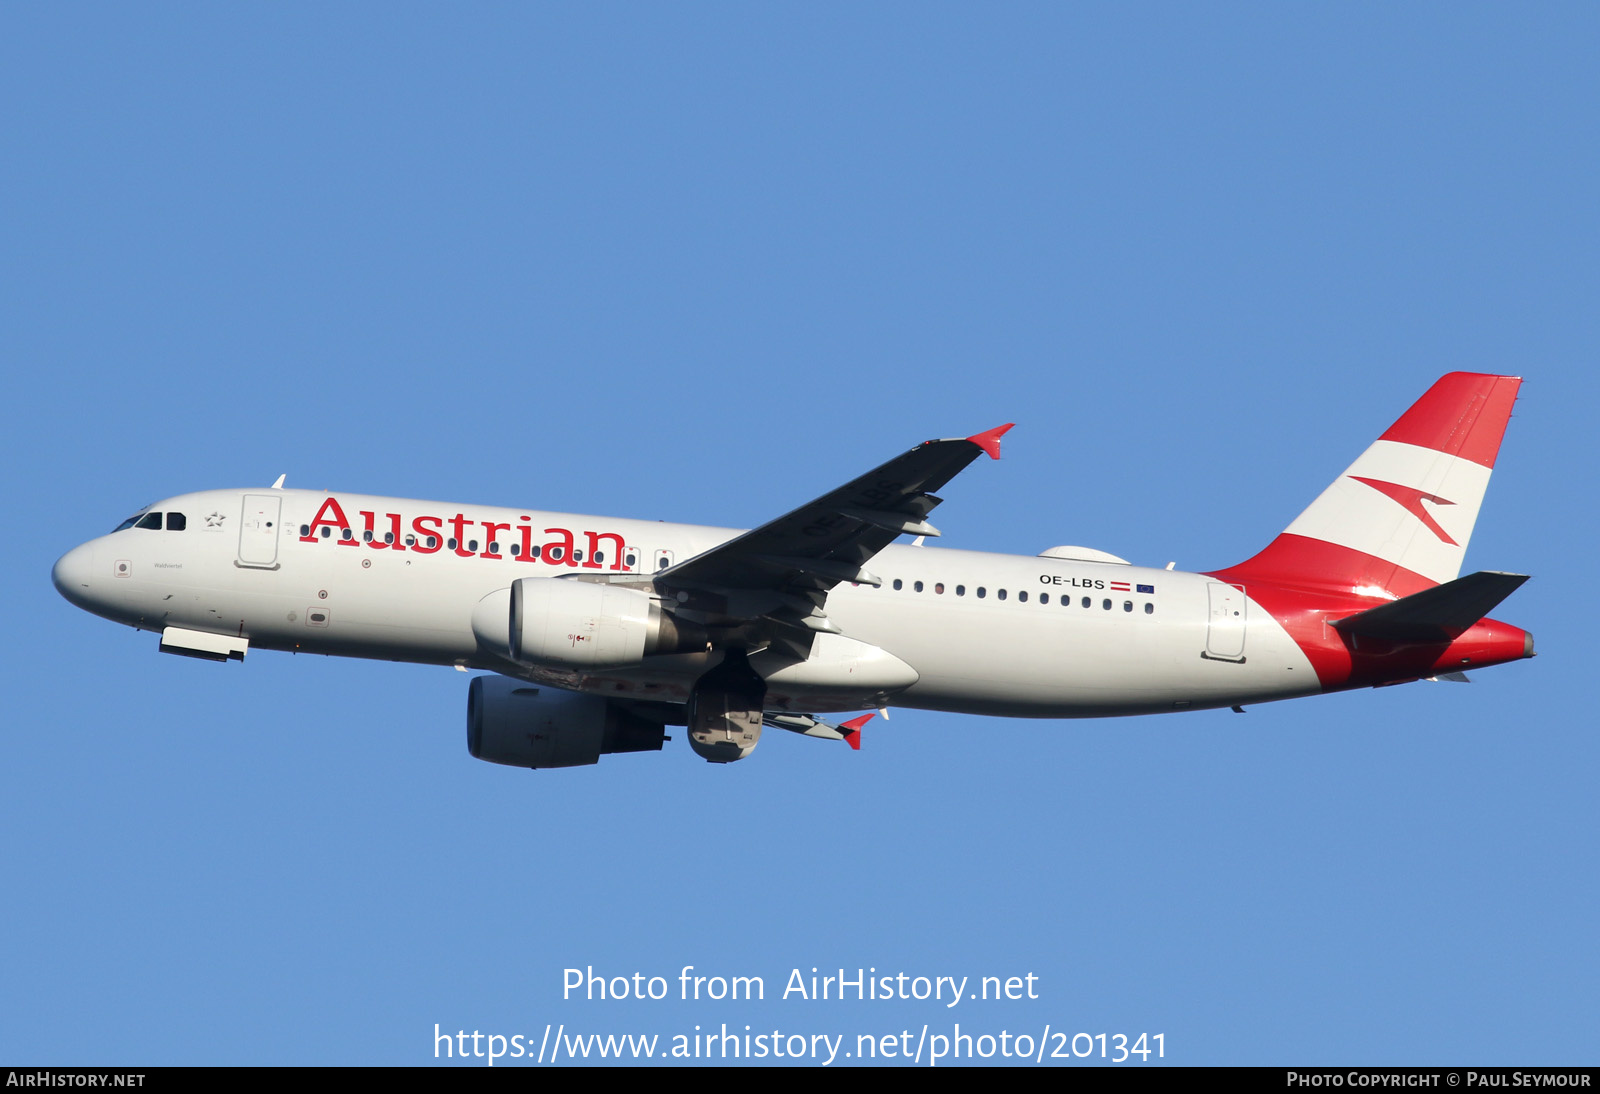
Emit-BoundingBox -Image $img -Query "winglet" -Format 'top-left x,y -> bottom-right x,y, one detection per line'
966,423 -> 1014,460
840,713 -> 874,751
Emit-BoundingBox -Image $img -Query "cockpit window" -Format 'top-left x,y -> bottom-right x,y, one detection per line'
113,506 -> 157,532
135,512 -> 163,530
166,512 -> 186,531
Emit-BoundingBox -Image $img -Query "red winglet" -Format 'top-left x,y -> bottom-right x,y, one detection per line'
840,713 -> 874,751
966,423 -> 1014,460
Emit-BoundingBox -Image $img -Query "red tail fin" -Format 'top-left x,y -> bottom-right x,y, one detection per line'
1215,373 -> 1520,599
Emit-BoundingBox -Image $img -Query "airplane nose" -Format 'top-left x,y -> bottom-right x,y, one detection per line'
52,543 -> 95,607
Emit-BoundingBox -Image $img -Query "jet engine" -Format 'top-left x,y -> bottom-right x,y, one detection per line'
466,675 -> 665,769
471,578 -> 705,669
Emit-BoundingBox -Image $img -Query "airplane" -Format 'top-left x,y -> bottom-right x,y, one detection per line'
52,372 -> 1533,768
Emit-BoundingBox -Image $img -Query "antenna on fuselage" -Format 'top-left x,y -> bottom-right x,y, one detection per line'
271,474 -> 286,489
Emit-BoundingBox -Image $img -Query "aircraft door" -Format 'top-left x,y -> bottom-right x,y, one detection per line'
1205,582 -> 1246,661
237,494 -> 282,569
653,549 -> 674,573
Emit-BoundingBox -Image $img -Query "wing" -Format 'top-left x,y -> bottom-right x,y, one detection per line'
653,424 -> 1012,639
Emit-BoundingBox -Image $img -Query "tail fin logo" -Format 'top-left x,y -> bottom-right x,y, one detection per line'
1349,476 -> 1459,546
1212,374 -> 1517,594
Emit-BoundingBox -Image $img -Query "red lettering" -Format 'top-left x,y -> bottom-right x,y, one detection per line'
303,506 -> 628,569
411,515 -> 443,554
301,496 -> 352,543
481,521 -> 509,559
584,531 -> 626,570
448,514 -> 473,557
359,510 -> 388,549
542,527 -> 574,566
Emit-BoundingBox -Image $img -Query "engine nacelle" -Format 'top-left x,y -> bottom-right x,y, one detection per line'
466,675 -> 664,769
471,578 -> 704,669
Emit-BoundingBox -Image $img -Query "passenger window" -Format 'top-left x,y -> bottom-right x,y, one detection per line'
321,526 -> 332,539
384,532 -> 394,544
594,552 -> 604,564
165,513 -> 186,531
299,524 -> 310,537
510,543 -> 521,557
893,579 -> 903,590
1102,599 -> 1112,610
427,536 -> 438,549
956,585 -> 966,596
1081,597 -> 1090,608
572,550 -> 583,562
341,528 -> 353,541
529,545 -> 540,558
998,589 -> 1007,601
934,583 -> 945,594
447,538 -> 458,550
1124,601 -> 1133,612
977,587 -> 986,599
914,581 -> 924,592
363,530 -> 373,543
626,553 -> 637,567
136,513 -> 162,530
405,534 -> 416,547
468,540 -> 479,552
487,542 -> 498,554
1144,602 -> 1154,615
1018,590 -> 1028,602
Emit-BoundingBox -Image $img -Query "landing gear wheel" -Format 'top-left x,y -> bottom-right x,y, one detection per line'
687,649 -> 765,763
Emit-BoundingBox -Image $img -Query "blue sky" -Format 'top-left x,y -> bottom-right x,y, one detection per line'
4,4 -> 1596,1066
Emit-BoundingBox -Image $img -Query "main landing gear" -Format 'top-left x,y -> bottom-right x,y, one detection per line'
687,649 -> 765,763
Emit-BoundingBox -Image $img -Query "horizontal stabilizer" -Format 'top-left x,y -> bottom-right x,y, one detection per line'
1332,571 -> 1529,642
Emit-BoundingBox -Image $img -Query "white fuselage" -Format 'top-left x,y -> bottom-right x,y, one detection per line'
54,487 -> 1325,718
